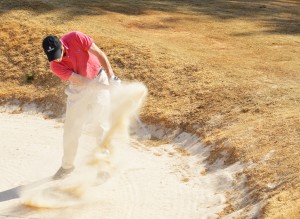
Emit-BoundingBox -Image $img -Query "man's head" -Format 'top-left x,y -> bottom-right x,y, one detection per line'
42,36 -> 63,62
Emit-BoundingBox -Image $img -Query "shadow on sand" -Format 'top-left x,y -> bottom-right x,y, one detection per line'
0,177 -> 52,202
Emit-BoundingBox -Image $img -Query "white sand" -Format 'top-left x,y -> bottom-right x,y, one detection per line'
0,84 -> 244,219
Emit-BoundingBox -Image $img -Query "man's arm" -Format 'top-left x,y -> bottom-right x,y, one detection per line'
68,72 -> 91,85
89,43 -> 114,79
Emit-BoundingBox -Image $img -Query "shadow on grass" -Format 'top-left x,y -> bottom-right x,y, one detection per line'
0,0 -> 299,34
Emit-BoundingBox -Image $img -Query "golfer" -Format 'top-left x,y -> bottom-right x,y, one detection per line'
42,31 -> 120,179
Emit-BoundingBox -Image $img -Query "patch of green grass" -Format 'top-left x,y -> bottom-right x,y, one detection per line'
26,72 -> 35,83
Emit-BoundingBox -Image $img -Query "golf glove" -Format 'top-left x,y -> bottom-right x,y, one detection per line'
110,75 -> 121,87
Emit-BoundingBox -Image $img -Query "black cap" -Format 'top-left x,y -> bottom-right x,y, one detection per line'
42,36 -> 62,62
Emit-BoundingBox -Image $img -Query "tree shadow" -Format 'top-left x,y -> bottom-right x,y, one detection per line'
0,0 -> 299,34
0,0 -> 107,18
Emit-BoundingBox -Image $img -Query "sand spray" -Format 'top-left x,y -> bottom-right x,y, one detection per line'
20,82 -> 148,208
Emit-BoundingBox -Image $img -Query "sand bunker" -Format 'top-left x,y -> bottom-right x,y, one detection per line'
0,82 -> 245,219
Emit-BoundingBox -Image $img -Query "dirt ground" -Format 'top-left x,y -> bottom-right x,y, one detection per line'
0,0 -> 299,218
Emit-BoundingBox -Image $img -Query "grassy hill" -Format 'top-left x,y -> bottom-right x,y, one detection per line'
0,0 -> 299,217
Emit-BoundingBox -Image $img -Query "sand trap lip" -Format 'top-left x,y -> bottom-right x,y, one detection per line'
0,111 -> 244,219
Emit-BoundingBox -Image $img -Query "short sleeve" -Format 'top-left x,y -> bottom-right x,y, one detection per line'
50,62 -> 73,80
75,31 -> 94,51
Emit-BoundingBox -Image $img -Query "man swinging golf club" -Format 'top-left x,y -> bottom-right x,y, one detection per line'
42,31 -> 121,179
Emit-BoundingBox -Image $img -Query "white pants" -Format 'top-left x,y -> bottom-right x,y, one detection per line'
62,71 -> 110,169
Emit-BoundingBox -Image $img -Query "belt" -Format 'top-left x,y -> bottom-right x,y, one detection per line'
97,67 -> 103,77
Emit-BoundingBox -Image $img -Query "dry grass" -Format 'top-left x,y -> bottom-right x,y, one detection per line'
0,0 -> 299,218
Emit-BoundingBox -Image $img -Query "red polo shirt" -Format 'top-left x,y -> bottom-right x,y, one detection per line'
50,31 -> 101,80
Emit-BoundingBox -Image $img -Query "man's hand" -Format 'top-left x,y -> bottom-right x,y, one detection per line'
90,76 -> 109,89
110,75 -> 121,87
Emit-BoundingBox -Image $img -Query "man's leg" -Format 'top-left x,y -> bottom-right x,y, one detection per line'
91,72 -> 112,181
54,85 -> 88,179
62,86 -> 89,169
94,70 -> 111,149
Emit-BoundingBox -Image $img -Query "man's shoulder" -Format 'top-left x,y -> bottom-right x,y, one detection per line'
62,31 -> 92,50
62,31 -> 86,39
62,31 -> 76,40
61,31 -> 81,48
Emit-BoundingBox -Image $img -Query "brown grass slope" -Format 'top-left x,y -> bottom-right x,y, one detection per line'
0,0 -> 299,218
